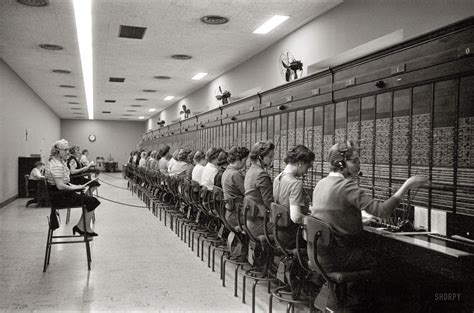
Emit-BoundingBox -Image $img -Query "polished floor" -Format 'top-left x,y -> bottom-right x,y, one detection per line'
0,173 -> 292,312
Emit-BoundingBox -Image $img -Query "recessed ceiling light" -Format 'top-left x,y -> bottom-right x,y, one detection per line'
164,96 -> 174,101
72,112 -> 83,115
253,15 -> 289,34
192,72 -> 208,80
171,54 -> 192,60
154,75 -> 171,80
39,44 -> 63,50
200,15 -> 229,25
64,95 -> 77,98
142,89 -> 157,93
135,98 -> 148,101
148,108 -> 156,112
119,25 -> 147,39
17,0 -> 48,7
109,77 -> 125,82
138,116 -> 145,120
59,85 -> 75,88
52,69 -> 71,74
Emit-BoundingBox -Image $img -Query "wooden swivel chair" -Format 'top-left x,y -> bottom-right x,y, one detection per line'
305,216 -> 373,312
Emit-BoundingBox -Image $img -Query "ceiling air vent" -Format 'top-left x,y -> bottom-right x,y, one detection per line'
171,54 -> 192,60
102,111 -> 111,114
70,108 -> 81,110
39,44 -> 63,50
142,89 -> 157,93
200,15 -> 229,25
119,25 -> 147,39
126,109 -> 137,112
122,114 -> 133,116
64,95 -> 77,98
109,77 -> 125,83
135,98 -> 148,101
17,0 -> 48,7
68,101 -> 79,104
105,100 -> 116,103
52,69 -> 71,74
120,118 -> 129,120
59,85 -> 75,88
154,76 -> 171,80
130,104 -> 142,107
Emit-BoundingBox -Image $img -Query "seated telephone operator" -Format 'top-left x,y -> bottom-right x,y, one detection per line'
213,150 -> 229,188
273,145 -> 315,249
67,145 -> 100,194
45,139 -> 101,236
200,147 -> 223,191
191,150 -> 207,184
244,141 -> 275,237
221,146 -> 250,228
310,140 -> 427,272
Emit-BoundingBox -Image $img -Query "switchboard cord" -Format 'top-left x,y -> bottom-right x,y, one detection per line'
96,194 -> 147,208
97,178 -> 129,190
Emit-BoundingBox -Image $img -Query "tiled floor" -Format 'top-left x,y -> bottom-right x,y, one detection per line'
0,173 -> 290,312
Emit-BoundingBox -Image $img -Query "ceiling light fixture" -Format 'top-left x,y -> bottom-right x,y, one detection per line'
171,54 -> 192,60
52,69 -> 71,74
73,0 -> 93,119
142,89 -> 157,93
164,96 -> 174,101
138,116 -> 145,120
253,15 -> 289,35
192,72 -> 208,80
148,108 -> 156,112
17,0 -> 48,7
39,44 -> 63,50
154,75 -> 171,80
200,15 -> 229,25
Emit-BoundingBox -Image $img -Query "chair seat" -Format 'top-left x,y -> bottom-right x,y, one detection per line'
327,269 -> 373,283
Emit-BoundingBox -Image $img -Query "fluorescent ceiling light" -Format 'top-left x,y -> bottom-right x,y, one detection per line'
148,108 -> 156,112
164,96 -> 174,101
138,116 -> 145,119
253,15 -> 289,34
192,72 -> 208,80
73,0 -> 93,119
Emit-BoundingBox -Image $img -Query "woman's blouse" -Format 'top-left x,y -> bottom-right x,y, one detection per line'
221,165 -> 245,200
200,163 -> 219,190
192,163 -> 205,183
45,158 -> 70,185
29,168 -> 44,180
244,163 -> 274,214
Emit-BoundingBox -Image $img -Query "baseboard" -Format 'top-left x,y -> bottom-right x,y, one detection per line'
0,194 -> 18,208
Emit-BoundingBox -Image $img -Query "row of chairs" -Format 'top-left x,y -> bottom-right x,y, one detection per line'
124,164 -> 372,313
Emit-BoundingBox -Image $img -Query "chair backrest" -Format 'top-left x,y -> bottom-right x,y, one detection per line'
242,197 -> 262,219
304,215 -> 334,278
212,186 -> 224,217
270,202 -> 290,228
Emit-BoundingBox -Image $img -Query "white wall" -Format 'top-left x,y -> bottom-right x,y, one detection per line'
60,119 -> 145,166
0,58 -> 60,204
147,0 -> 474,131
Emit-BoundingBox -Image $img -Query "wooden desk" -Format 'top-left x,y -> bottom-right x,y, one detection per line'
104,161 -> 118,172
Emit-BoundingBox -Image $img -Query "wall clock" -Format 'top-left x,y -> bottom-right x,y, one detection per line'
88,134 -> 96,142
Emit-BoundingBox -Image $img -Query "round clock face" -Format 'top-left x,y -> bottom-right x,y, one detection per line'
88,134 -> 96,142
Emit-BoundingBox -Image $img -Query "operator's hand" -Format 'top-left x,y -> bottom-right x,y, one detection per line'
405,175 -> 428,190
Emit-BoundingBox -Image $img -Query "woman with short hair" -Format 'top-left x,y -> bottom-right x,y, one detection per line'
191,150 -> 207,184
200,147 -> 223,191
273,145 -> 314,248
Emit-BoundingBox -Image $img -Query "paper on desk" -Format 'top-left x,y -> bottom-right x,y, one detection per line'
414,206 -> 428,230
430,209 -> 447,236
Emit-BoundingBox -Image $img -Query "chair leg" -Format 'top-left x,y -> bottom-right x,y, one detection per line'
234,264 -> 241,297
222,259 -> 227,286
252,279 -> 259,313
243,274 -> 247,303
66,208 -> 71,224
43,228 -> 53,272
